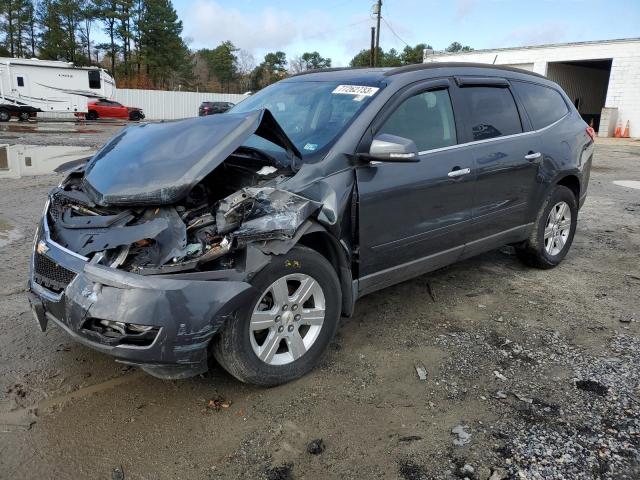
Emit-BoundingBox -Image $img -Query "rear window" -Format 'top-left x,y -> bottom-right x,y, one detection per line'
512,81 -> 569,130
459,87 -> 522,141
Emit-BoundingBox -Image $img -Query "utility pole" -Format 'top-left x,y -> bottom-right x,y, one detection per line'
370,26 -> 376,67
374,0 -> 382,66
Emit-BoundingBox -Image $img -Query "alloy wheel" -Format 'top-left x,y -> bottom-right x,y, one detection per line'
249,273 -> 326,366
544,201 -> 572,256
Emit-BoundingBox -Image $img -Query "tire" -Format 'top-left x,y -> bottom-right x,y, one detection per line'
18,111 -> 30,121
0,109 -> 10,122
129,111 -> 141,121
516,185 -> 578,269
212,245 -> 342,386
86,110 -> 98,120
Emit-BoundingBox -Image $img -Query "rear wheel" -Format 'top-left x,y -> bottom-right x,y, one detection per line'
86,110 -> 98,120
18,111 -> 30,121
0,109 -> 10,122
212,246 -> 341,386
516,185 -> 577,269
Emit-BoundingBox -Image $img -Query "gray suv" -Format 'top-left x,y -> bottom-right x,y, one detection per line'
28,63 -> 594,385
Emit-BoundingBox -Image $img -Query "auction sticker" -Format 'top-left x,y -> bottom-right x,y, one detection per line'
332,85 -> 379,96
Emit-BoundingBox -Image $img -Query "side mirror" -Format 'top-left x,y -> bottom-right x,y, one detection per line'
362,133 -> 420,163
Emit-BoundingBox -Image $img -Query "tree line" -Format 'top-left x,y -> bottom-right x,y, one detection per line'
1,0 -> 471,92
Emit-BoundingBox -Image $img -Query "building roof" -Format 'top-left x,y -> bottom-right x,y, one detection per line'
425,37 -> 640,58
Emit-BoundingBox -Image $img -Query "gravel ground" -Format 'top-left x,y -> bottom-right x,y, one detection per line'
0,128 -> 639,479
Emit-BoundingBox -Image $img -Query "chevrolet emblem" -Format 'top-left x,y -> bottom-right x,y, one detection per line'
36,240 -> 49,255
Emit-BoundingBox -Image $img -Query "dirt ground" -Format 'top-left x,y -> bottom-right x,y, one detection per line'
0,123 -> 639,480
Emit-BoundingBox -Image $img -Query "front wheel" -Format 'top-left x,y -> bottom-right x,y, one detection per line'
212,246 -> 341,386
516,185 -> 578,269
86,110 -> 98,121
0,109 -> 10,122
129,111 -> 141,121
18,111 -> 30,121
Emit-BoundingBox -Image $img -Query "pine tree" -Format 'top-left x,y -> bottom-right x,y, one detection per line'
139,0 -> 191,88
37,0 -> 67,60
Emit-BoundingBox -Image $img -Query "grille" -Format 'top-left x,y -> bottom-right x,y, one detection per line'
33,253 -> 76,293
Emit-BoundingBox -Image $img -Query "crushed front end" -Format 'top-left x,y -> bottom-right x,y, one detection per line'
27,110 -> 322,379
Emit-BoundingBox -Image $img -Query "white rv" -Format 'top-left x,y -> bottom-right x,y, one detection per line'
0,58 -> 115,121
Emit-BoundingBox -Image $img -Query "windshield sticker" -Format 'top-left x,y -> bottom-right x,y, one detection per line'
332,85 -> 380,97
303,143 -> 318,151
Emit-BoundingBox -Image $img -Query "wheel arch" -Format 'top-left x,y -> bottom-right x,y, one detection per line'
556,174 -> 580,202
297,224 -> 355,318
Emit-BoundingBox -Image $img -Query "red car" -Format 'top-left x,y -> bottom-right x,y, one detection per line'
80,99 -> 145,121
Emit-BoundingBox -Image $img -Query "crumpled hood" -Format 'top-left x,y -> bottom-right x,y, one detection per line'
83,109 -> 300,206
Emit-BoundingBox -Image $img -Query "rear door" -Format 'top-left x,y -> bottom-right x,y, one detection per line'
452,78 -> 540,253
356,79 -> 474,292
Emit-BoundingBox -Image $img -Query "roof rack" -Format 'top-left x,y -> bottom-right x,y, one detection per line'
384,62 -> 546,79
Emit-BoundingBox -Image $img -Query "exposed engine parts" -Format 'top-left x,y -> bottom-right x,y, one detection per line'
46,156 -> 316,277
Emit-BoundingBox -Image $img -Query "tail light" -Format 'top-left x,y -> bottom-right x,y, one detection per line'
586,126 -> 595,142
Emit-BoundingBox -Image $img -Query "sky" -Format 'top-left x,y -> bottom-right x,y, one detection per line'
172,0 -> 640,67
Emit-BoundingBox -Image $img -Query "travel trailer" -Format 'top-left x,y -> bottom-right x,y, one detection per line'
0,58 -> 115,121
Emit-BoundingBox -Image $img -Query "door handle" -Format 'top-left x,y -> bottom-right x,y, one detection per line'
525,151 -> 542,161
448,167 -> 471,178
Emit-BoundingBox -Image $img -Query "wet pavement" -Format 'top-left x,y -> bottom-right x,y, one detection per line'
0,120 -> 127,147
0,136 -> 639,480
0,144 -> 96,178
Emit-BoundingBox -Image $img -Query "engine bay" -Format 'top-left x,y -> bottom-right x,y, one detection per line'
46,147 -> 318,276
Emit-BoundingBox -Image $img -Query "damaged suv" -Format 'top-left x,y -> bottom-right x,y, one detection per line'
28,63 -> 594,385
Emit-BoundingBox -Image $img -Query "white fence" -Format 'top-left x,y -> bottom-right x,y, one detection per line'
114,89 -> 248,120
37,89 -> 249,121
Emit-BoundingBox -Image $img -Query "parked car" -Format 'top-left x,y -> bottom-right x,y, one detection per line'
28,63 -> 594,385
199,101 -> 234,116
80,99 -> 145,121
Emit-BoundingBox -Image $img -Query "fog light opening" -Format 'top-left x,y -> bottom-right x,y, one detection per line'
82,318 -> 159,346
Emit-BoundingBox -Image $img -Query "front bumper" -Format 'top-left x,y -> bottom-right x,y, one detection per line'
27,222 -> 256,379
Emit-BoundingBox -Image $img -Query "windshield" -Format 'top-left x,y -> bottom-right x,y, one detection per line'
230,80 -> 380,157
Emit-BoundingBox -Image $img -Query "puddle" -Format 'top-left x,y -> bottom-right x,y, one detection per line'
0,120 -> 126,135
613,180 -> 640,190
0,144 -> 95,178
0,218 -> 23,249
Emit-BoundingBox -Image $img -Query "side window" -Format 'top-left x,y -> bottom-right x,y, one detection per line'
378,89 -> 457,152
512,81 -> 569,130
459,87 -> 522,141
88,70 -> 101,89
17,76 -> 24,87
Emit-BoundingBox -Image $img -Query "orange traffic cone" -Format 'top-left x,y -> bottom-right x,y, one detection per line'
622,120 -> 630,138
614,121 -> 622,138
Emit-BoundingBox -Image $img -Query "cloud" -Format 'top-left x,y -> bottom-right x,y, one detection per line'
180,0 -> 373,66
500,23 -> 570,47
182,1 -> 299,51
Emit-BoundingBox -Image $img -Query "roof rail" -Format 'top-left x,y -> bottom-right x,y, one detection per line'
288,66 -> 384,78
384,62 -> 546,79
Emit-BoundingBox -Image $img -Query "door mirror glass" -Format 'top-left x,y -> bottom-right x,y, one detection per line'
366,133 -> 419,162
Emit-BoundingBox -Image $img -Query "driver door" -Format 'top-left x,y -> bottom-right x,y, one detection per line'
356,80 -> 475,294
